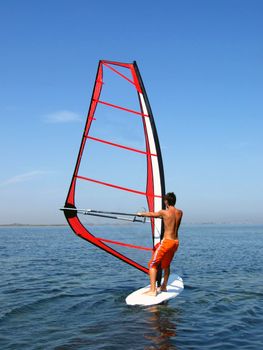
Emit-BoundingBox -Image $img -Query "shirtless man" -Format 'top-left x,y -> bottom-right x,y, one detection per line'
137,192 -> 183,296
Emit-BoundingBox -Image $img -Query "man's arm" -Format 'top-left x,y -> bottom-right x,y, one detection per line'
137,210 -> 164,218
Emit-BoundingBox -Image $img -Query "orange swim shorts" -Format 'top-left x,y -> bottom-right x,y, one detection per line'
149,239 -> 179,269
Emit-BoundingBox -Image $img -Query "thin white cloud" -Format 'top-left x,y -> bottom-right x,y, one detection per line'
44,110 -> 82,123
0,171 -> 48,187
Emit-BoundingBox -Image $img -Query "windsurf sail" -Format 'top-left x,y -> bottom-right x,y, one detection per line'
62,60 -> 165,274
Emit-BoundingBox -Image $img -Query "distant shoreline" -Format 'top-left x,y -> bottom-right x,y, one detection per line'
0,222 -> 262,227
0,224 -> 68,227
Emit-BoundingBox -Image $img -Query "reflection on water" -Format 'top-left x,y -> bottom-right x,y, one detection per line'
144,305 -> 179,350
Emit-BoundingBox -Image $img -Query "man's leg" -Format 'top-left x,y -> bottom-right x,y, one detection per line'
144,267 -> 158,296
160,266 -> 170,291
159,241 -> 178,291
146,241 -> 166,296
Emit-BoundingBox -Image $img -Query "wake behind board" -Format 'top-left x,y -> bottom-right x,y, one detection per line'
126,274 -> 184,306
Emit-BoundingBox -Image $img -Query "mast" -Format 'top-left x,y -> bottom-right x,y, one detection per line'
133,62 -> 166,285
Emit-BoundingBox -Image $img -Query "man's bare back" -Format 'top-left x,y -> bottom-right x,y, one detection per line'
137,206 -> 183,240
160,206 -> 183,240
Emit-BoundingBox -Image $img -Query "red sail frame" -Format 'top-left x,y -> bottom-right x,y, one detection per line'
64,60 -> 165,274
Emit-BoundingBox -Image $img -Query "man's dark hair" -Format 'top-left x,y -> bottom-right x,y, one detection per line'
164,192 -> 176,206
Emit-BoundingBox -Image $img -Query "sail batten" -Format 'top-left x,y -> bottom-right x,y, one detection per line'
102,62 -> 136,86
85,135 -> 157,156
94,99 -> 149,117
75,175 -> 162,198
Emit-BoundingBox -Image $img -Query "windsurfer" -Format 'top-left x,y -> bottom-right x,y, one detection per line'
137,192 -> 183,296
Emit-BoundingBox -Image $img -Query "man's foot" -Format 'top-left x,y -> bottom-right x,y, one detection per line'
157,285 -> 167,292
143,289 -> 157,297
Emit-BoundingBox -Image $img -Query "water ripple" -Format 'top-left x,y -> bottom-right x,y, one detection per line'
0,225 -> 263,349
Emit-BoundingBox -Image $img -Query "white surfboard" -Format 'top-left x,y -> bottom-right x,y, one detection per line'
125,274 -> 184,306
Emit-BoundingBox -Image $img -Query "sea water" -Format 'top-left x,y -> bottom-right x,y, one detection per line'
0,225 -> 262,350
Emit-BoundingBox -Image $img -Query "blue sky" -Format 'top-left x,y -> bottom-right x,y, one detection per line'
1,0 -> 262,224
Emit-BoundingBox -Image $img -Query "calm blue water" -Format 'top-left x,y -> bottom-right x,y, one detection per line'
1,225 -> 263,350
